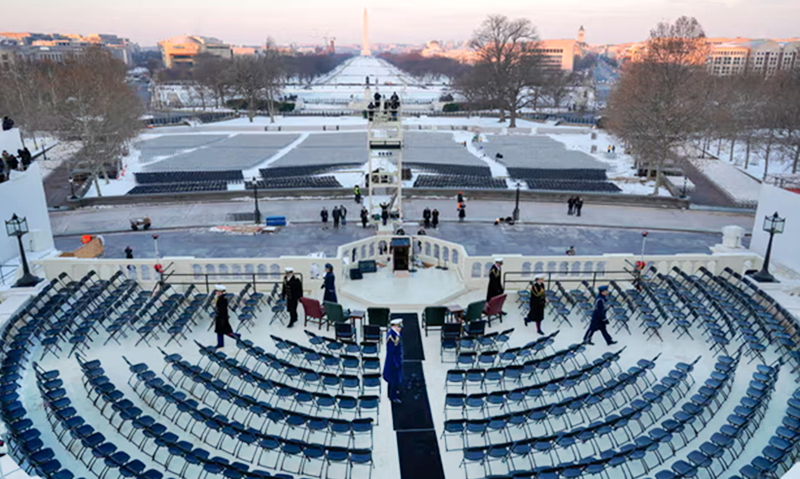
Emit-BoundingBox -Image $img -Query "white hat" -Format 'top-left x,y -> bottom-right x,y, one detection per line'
494,257 -> 504,263
215,284 -> 226,291
390,318 -> 403,326
534,274 -> 546,280
285,267 -> 294,273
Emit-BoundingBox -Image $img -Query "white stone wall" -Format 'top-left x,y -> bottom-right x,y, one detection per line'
751,184 -> 800,274
0,162 -> 55,266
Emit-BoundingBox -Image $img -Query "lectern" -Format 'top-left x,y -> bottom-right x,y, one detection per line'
391,237 -> 410,273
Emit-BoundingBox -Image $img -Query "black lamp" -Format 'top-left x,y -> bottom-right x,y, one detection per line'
750,211 -> 785,283
5,214 -> 42,288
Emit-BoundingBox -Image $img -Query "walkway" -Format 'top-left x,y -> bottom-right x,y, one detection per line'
49,198 -> 754,237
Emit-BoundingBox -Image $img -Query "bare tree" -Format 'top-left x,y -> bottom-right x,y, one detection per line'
773,71 -> 800,173
194,53 -> 232,109
467,15 -> 546,127
541,70 -> 574,111
53,47 -> 143,196
607,16 -> 710,194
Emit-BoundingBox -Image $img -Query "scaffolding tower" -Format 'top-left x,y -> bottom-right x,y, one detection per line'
366,91 -> 403,231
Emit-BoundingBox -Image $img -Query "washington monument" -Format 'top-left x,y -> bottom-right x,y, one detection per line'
361,7 -> 371,56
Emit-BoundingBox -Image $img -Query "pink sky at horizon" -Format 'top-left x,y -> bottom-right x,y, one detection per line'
5,0 -> 798,46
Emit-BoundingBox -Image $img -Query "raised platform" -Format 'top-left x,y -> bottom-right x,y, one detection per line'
339,264 -> 467,310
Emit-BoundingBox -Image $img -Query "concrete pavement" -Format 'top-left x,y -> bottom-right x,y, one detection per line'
48,197 -> 754,237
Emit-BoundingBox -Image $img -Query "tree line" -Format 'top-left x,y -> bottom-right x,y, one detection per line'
158,50 -> 352,120
607,16 -> 800,193
0,46 -> 142,196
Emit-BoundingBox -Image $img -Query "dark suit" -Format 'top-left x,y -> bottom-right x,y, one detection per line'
215,294 -> 234,346
583,294 -> 613,344
487,264 -> 504,301
283,275 -> 303,325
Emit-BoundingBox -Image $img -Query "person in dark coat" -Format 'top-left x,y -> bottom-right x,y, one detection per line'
568,196 -> 576,215
423,207 -> 431,228
2,116 -> 13,131
6,153 -> 18,171
382,318 -> 404,403
431,209 -> 439,228
214,285 -> 240,348
340,205 -> 347,226
321,263 -> 337,303
583,286 -> 618,346
282,267 -> 303,328
124,246 -> 134,259
380,203 -> 389,226
526,275 -> 547,334
320,207 -> 329,228
487,258 -> 504,301
458,203 -> 466,222
575,197 -> 584,217
361,207 -> 369,228
332,206 -> 340,229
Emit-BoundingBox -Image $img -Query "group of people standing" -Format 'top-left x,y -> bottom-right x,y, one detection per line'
1,148 -> 33,182
320,205 -> 350,229
567,196 -> 584,216
421,207 -> 440,229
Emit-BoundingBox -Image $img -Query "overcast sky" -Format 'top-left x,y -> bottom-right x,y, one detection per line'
6,0 -> 798,46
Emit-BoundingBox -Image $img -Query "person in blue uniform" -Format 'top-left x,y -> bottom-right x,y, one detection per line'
383,318 -> 404,403
321,263 -> 337,303
583,285 -> 618,346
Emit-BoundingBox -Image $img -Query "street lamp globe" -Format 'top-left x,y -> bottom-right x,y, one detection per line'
763,212 -> 785,234
751,211 -> 786,283
5,214 -> 28,237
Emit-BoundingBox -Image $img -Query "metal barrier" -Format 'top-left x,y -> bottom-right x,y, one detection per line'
160,271 -> 304,295
502,269 -> 635,291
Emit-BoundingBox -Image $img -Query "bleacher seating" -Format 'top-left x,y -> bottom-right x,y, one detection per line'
508,168 -> 608,181
134,170 -> 244,185
249,176 -> 342,190
413,175 -> 508,189
405,163 -> 492,177
259,164 -> 362,180
524,179 -> 622,193
127,182 -> 228,195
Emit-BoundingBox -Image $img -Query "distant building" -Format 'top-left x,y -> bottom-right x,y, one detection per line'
535,39 -> 584,71
609,36 -> 800,76
577,26 -> 586,44
158,35 -> 232,69
0,32 -> 137,65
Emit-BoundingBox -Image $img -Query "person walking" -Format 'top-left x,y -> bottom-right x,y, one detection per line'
361,207 -> 369,228
382,318 -> 404,403
282,267 -> 303,328
486,258 -> 504,302
583,286 -> 618,346
340,205 -> 347,226
213,285 -> 240,348
526,275 -> 547,334
431,209 -> 439,229
321,263 -> 337,303
332,206 -> 341,229
568,196 -> 576,215
353,185 -> 362,204
575,197 -> 584,217
320,207 -> 329,229
423,207 -> 431,229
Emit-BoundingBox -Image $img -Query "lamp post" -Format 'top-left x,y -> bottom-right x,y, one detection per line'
152,234 -> 160,259
512,182 -> 521,222
5,214 -> 42,288
251,177 -> 262,225
68,176 -> 76,199
750,212 -> 785,283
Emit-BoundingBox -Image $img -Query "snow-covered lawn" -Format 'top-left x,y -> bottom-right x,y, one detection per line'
711,140 -> 797,180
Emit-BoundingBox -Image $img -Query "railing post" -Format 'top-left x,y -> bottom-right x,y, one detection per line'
205,274 -> 209,294
253,273 -> 257,292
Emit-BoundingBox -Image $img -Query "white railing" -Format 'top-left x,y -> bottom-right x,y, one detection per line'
34,238 -> 761,296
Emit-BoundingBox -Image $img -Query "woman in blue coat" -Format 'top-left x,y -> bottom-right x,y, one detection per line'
383,318 -> 404,403
321,263 -> 337,303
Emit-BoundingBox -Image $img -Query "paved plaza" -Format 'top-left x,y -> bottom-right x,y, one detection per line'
55,222 -> 734,259
483,135 -> 607,170
404,132 -> 487,167
269,132 -> 365,167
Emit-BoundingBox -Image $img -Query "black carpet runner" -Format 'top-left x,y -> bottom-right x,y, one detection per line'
389,313 -> 445,479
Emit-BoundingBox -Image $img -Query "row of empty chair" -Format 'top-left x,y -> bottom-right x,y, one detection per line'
127,182 -> 228,195
259,165 -> 361,180
414,175 -> 508,189
523,179 -> 622,193
405,163 -> 493,177
248,177 -> 342,190
135,171 -> 244,185
508,168 -> 608,182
